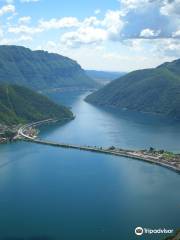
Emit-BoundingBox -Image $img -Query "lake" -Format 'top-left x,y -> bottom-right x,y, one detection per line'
0,91 -> 180,240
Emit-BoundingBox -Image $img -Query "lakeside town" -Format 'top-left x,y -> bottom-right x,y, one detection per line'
0,123 -> 38,143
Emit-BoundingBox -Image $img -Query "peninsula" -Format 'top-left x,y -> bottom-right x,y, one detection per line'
15,120 -> 180,173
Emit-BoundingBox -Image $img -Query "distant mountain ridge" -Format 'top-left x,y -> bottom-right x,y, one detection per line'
0,45 -> 98,90
86,70 -> 126,85
86,58 -> 180,119
0,84 -> 73,125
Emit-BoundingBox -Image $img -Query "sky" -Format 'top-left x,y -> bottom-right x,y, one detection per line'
0,0 -> 180,71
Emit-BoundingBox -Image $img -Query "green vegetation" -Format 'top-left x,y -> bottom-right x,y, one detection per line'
0,45 -> 98,90
0,84 -> 73,125
144,147 -> 180,162
0,130 -> 16,138
162,152 -> 177,160
86,58 -> 180,119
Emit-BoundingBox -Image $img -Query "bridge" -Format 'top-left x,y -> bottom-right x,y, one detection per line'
18,120 -> 180,173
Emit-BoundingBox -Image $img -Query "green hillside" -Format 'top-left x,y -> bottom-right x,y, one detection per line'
0,84 -> 73,125
86,59 -> 180,119
0,45 -> 98,90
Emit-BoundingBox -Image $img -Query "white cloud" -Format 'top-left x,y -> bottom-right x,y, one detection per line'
140,28 -> 160,38
7,16 -> 80,42
8,24 -> 42,35
125,37 -> 180,58
125,38 -> 144,51
82,16 -> 100,27
17,35 -> 33,42
120,0 -> 151,11
153,38 -> 180,56
60,10 -> 125,47
18,16 -> 31,24
172,29 -> 180,37
61,26 -> 107,47
0,0 -> 179,71
0,4 -> 15,16
38,17 -> 80,30
102,10 -> 125,40
160,0 -> 180,16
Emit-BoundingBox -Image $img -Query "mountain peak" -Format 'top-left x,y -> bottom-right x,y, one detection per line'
0,45 -> 98,90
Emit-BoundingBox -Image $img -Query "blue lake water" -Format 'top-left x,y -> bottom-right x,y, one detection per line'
0,91 -> 180,240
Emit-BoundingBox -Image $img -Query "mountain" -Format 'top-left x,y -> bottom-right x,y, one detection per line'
86,70 -> 126,85
86,59 -> 180,119
0,84 -> 73,125
0,45 -> 98,90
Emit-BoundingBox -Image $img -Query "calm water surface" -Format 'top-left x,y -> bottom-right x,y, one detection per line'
0,91 -> 180,240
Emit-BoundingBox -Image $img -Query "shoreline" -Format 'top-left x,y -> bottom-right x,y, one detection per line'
25,138 -> 180,174
85,101 -> 180,122
2,119 -> 180,174
18,119 -> 180,173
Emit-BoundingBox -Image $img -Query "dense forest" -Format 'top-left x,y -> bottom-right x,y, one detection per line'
0,84 -> 73,125
0,45 -> 98,90
86,58 -> 180,119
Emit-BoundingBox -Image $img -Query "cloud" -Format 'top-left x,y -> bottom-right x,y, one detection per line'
17,35 -> 33,42
83,16 -> 100,27
140,28 -> 161,37
154,38 -> 180,56
18,16 -> 31,24
7,16 -> 80,40
0,4 -> 15,16
160,0 -> 180,16
120,0 -> 153,11
124,37 -> 180,58
172,29 -> 180,37
61,27 -> 107,47
1,0 -> 179,71
102,10 -> 125,40
7,10 -> 124,48
8,24 -> 42,35
60,10 -> 125,47
38,17 -> 80,30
